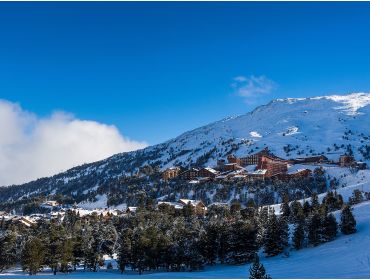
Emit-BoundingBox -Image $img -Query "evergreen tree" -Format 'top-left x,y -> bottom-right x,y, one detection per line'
249,255 -> 271,279
200,223 -> 219,265
322,213 -> 337,242
257,207 -> 269,246
290,200 -> 304,223
293,218 -> 305,250
280,194 -> 290,220
307,213 -> 322,246
277,216 -> 289,251
340,205 -> 357,235
0,231 -> 17,273
263,211 -> 281,257
118,228 -> 133,273
46,222 -> 65,275
60,238 -> 74,273
21,237 -> 46,275
311,193 -> 320,213
226,220 -> 258,264
303,201 -> 312,217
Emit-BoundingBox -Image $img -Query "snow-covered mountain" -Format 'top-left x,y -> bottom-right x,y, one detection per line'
0,92 -> 369,206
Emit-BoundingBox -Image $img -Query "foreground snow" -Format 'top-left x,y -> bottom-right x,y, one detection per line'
2,200 -> 370,279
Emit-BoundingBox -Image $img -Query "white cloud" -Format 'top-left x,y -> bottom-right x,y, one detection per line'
232,75 -> 277,101
0,100 -> 147,186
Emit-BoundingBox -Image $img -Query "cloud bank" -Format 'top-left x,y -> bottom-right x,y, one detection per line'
0,100 -> 147,186
232,75 -> 277,102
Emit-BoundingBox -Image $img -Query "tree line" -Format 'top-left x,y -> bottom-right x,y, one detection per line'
0,192 -> 357,276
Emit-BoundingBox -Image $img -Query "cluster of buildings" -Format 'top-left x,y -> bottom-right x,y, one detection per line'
0,199 -> 208,227
162,148 -> 367,183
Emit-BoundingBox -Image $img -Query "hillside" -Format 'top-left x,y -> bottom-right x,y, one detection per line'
0,93 -> 369,209
2,192 -> 370,278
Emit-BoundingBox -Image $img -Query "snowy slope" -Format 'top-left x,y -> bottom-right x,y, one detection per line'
0,93 -> 369,205
2,200 -> 370,279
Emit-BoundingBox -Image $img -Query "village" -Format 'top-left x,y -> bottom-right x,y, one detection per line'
0,148 -> 367,229
162,147 -> 367,182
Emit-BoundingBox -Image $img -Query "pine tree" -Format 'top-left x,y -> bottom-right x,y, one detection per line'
307,213 -> 322,246
226,220 -> 258,264
118,228 -> 133,273
0,231 -> 17,273
60,238 -> 74,273
292,218 -> 305,250
200,223 -> 218,265
46,222 -> 65,275
311,193 -> 320,213
303,201 -> 312,217
280,194 -> 290,220
290,200 -> 304,223
257,207 -> 269,246
322,213 -> 337,242
340,205 -> 357,235
277,216 -> 289,252
249,255 -> 271,279
263,211 -> 281,257
22,237 -> 46,275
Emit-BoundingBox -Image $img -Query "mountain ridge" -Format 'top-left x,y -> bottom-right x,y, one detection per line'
0,92 -> 369,209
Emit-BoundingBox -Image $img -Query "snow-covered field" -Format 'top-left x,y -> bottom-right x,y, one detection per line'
2,200 -> 370,279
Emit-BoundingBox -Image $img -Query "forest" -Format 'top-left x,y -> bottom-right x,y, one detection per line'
0,190 -> 357,276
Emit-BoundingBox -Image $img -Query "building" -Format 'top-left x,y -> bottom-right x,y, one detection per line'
257,155 -> 288,177
158,201 -> 184,210
273,169 -> 312,181
223,163 -> 244,172
246,169 -> 267,181
179,168 -> 199,180
239,147 -> 272,166
227,154 -> 241,165
292,155 -> 328,164
126,207 -> 138,213
355,162 -> 368,170
162,167 -> 182,180
198,167 -> 219,178
178,199 -> 207,215
339,155 -> 355,167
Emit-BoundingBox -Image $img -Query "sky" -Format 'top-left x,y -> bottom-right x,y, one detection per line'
1,2 -> 370,185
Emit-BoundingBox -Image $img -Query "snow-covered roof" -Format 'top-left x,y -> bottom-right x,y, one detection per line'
158,201 -> 184,209
179,199 -> 204,207
250,169 -> 267,175
203,167 -> 219,174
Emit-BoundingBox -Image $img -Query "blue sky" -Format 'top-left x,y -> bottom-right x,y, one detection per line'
1,2 -> 370,145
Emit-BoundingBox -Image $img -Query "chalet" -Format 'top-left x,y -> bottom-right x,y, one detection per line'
223,163 -> 244,172
126,207 -> 138,213
355,162 -> 368,170
0,211 -> 9,217
198,167 -> 219,178
178,199 -> 207,215
292,155 -> 328,164
208,202 -> 229,208
246,169 -> 267,181
179,168 -> 199,180
217,159 -> 226,170
158,201 -> 184,210
41,200 -> 59,209
339,155 -> 355,167
273,169 -> 312,181
162,167 -> 182,180
12,216 -> 37,228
